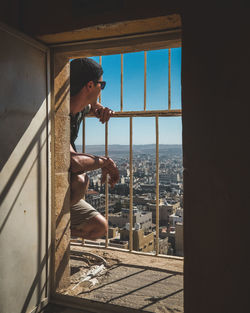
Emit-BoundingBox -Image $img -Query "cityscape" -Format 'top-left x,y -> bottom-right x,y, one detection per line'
77,144 -> 184,257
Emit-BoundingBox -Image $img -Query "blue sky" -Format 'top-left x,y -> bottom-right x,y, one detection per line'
75,48 -> 182,146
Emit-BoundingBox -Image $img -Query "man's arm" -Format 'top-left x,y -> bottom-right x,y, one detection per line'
70,148 -> 110,174
70,145 -> 119,187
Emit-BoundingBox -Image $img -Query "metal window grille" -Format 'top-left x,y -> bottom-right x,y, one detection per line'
82,49 -> 181,257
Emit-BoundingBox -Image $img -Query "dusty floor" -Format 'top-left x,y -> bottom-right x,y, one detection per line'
58,244 -> 184,313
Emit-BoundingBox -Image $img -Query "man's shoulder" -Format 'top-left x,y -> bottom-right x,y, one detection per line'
82,104 -> 91,116
70,104 -> 91,121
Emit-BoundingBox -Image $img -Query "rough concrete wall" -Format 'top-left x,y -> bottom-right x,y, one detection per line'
182,7 -> 250,313
51,55 -> 71,291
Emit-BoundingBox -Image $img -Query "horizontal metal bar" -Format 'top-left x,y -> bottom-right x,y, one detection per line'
77,243 -> 184,261
86,109 -> 181,118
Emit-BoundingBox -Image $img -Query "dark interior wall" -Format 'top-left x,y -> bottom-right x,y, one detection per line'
182,7 -> 250,313
18,0 -> 182,36
0,0 -> 20,29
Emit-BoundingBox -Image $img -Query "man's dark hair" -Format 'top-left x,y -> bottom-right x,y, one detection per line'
70,58 -> 103,96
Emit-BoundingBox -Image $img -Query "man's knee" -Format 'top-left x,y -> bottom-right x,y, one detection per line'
89,214 -> 108,239
71,213 -> 108,240
86,214 -> 108,239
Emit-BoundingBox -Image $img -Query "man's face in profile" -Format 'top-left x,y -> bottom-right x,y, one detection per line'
86,76 -> 104,106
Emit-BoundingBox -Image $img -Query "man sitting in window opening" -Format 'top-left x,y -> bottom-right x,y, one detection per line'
70,58 -> 119,240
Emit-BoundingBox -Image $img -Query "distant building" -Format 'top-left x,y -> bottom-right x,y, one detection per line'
159,237 -> 169,255
159,227 -> 168,239
169,208 -> 183,226
168,231 -> 175,254
140,183 -> 155,193
175,222 -> 183,257
146,203 -> 174,225
120,228 -> 154,252
119,169 -> 127,177
109,239 -> 128,249
108,227 -> 119,239
159,174 -> 171,184
134,195 -> 148,205
109,183 -> 129,196
177,173 -> 181,182
85,191 -> 116,214
109,208 -> 152,232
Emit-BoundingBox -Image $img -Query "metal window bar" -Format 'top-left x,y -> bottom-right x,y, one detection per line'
80,50 -> 182,259
105,121 -> 109,247
82,118 -> 86,242
82,117 -> 85,153
99,56 -> 102,104
168,49 -> 171,110
121,54 -> 123,112
144,51 -> 147,111
86,110 -> 181,118
82,112 -> 181,258
129,116 -> 133,251
155,115 -> 159,255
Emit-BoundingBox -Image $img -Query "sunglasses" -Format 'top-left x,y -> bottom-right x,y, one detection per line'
96,81 -> 106,90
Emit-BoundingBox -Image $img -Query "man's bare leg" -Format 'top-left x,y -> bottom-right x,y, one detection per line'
71,214 -> 108,240
71,173 -> 89,206
70,172 -> 108,240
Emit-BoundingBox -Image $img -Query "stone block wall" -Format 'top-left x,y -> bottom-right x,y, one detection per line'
51,55 -> 71,291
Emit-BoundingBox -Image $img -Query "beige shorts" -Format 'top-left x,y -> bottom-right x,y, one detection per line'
70,199 -> 100,229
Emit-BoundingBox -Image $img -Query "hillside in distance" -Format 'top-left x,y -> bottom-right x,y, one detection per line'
76,144 -> 182,158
